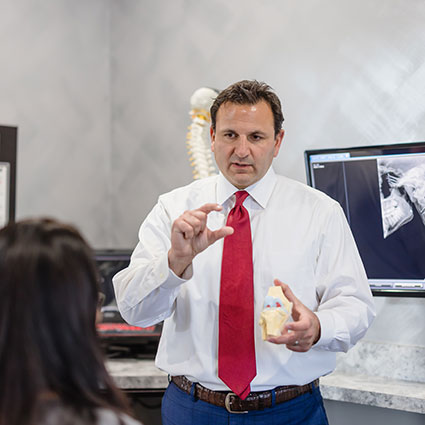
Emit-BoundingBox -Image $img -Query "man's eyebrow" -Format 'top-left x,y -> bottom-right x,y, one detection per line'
217,128 -> 268,136
219,128 -> 267,133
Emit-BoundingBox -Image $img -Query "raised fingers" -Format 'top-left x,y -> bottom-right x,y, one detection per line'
177,210 -> 208,238
197,203 -> 223,214
209,226 -> 234,244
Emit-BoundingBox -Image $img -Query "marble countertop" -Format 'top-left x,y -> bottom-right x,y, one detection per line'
320,372 -> 425,414
106,358 -> 168,390
106,358 -> 425,414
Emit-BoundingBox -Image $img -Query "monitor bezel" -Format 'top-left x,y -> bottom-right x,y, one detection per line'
304,141 -> 425,298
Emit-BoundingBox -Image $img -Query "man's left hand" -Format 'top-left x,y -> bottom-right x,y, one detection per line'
267,279 -> 321,352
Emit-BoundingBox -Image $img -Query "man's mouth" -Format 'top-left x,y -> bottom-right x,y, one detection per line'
231,162 -> 252,168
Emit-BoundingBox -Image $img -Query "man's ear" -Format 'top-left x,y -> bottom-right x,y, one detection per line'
273,129 -> 284,157
210,126 -> 216,152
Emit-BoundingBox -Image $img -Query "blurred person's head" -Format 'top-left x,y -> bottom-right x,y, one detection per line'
0,218 -> 130,425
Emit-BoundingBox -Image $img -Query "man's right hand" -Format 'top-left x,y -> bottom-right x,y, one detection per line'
168,203 -> 234,277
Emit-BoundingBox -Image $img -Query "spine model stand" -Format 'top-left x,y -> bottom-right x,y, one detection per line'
186,87 -> 219,179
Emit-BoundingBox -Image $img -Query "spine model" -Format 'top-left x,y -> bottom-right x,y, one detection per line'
186,87 -> 219,179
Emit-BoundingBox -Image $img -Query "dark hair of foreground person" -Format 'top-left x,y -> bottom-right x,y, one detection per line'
0,218 -> 133,425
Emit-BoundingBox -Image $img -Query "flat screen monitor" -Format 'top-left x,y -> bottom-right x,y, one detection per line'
0,125 -> 17,227
94,250 -> 162,357
305,141 -> 425,297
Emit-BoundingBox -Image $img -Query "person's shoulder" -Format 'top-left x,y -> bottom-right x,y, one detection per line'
37,404 -> 143,425
96,408 -> 143,425
161,174 -> 218,197
158,175 -> 219,209
274,174 -> 338,207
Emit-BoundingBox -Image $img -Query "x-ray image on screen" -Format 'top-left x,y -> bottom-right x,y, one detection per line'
305,142 -> 425,296
378,156 -> 425,238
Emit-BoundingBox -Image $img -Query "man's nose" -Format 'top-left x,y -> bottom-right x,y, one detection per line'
234,137 -> 249,158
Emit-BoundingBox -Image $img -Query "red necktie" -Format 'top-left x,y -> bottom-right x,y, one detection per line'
218,190 -> 256,400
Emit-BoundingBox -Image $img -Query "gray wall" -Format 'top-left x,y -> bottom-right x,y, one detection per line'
109,0 -> 425,351
1,1 -> 425,423
110,0 -> 425,249
324,400 -> 425,425
2,0 -> 425,253
0,0 -> 111,246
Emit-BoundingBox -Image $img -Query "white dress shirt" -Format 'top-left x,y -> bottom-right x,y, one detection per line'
113,167 -> 375,391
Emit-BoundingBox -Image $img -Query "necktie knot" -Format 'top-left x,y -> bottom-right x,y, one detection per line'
234,190 -> 249,207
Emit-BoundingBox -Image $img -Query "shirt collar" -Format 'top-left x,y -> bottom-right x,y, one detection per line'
216,167 -> 277,209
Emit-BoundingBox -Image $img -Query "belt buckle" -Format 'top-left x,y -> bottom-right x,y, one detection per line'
224,392 -> 248,414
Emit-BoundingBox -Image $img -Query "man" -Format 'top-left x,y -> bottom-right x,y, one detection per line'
113,80 -> 375,424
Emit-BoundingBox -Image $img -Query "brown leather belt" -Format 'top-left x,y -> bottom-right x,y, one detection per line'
171,375 -> 319,413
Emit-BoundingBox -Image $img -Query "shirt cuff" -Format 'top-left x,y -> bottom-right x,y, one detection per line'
313,310 -> 335,349
160,254 -> 193,289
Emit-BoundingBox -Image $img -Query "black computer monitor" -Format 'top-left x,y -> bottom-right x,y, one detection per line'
94,250 -> 162,357
305,141 -> 425,297
0,125 -> 17,227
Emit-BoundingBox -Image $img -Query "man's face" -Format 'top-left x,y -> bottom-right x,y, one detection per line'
211,101 -> 284,189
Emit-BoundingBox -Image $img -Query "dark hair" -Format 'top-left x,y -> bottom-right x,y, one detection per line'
0,218 -> 130,425
210,80 -> 284,136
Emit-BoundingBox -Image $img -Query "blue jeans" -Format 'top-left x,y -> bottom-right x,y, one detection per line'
161,381 -> 329,425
